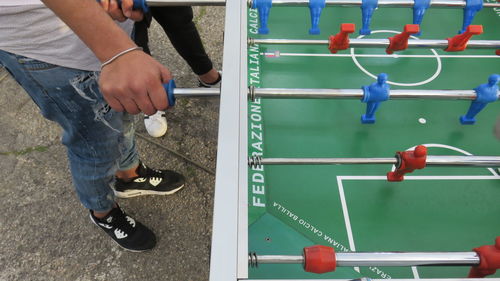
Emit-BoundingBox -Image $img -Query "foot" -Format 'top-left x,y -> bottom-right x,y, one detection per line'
90,205 -> 156,252
198,70 -> 222,88
144,111 -> 167,138
114,162 -> 185,198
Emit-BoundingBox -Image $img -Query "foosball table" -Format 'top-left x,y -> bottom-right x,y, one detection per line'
120,0 -> 500,280
210,0 -> 500,280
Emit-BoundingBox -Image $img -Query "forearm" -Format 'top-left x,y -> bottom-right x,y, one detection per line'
41,0 -> 136,63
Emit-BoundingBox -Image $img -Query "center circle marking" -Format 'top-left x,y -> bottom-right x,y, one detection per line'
350,30 -> 442,87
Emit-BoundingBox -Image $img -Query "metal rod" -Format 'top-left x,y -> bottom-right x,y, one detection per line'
254,252 -> 480,267
426,156 -> 500,167
259,157 -> 398,165
262,51 -> 500,59
256,255 -> 304,264
252,88 -> 500,100
170,87 -> 500,100
248,156 -> 500,167
173,87 -> 220,97
250,38 -> 500,50
248,0 -> 500,8
147,0 -> 226,6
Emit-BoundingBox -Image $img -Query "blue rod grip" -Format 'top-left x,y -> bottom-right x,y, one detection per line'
163,80 -> 177,107
114,0 -> 149,12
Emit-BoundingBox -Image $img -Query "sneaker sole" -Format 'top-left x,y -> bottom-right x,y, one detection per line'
89,214 -> 153,253
114,184 -> 185,198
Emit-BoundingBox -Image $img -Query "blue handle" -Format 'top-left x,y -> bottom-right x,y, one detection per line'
163,80 -> 177,107
99,0 -> 149,12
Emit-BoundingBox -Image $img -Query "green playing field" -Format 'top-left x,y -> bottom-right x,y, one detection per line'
247,2 -> 500,280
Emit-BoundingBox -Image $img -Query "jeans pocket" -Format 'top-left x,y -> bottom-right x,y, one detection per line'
17,56 -> 58,71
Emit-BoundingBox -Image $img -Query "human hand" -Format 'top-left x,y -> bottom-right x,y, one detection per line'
98,0 -> 143,22
99,49 -> 172,115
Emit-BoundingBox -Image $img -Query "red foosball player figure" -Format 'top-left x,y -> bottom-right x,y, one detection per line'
387,145 -> 427,182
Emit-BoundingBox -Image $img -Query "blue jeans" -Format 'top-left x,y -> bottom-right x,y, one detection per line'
0,50 -> 140,212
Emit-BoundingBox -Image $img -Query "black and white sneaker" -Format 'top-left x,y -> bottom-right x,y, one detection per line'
114,162 -> 185,198
90,206 -> 156,252
198,71 -> 222,88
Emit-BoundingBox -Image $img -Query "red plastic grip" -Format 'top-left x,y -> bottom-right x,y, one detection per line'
496,49 -> 500,56
303,245 -> 337,274
328,23 -> 356,54
445,25 -> 483,52
386,24 -> 420,54
468,237 -> 500,278
387,145 -> 427,182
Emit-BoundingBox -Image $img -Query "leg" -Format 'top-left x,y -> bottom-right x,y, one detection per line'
0,50 -> 121,213
0,50 -> 156,251
132,13 -> 169,138
150,6 -> 216,77
133,12 -> 153,55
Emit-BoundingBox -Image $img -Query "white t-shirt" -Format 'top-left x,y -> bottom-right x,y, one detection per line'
0,2 -> 133,71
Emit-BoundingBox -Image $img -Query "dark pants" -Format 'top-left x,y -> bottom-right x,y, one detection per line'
134,6 -> 213,76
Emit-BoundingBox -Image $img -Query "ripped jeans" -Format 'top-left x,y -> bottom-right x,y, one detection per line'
0,50 -> 139,212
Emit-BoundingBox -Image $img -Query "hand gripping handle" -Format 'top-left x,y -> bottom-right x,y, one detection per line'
97,0 -> 149,12
163,80 -> 177,107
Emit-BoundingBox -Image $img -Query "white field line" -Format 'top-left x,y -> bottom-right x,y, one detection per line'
412,266 -> 421,279
336,176 -> 360,273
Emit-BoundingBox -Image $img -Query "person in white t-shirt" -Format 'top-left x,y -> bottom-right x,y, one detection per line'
0,0 -> 185,251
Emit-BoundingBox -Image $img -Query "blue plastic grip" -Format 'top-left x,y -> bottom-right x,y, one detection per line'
460,0 -> 482,34
361,73 -> 390,124
164,80 -> 177,107
309,0 -> 326,35
360,0 -> 378,35
115,0 -> 149,12
252,0 -> 273,34
460,74 -> 499,125
412,0 -> 430,36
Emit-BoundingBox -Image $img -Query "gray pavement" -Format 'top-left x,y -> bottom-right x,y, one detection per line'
0,6 -> 225,281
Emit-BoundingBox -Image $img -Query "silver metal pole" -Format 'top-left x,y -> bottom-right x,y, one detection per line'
426,156 -> 500,167
250,38 -> 500,50
248,0 -> 500,8
248,156 -> 500,167
173,87 -> 220,97
253,252 -> 480,267
252,88 -> 498,100
147,0 -> 226,6
259,157 -> 398,165
170,87 -> 500,101
256,255 -> 304,264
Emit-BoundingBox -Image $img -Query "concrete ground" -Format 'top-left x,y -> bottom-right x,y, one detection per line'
0,6 -> 224,281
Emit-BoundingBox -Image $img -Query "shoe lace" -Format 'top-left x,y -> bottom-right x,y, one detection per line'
109,210 -> 135,234
144,166 -> 164,179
